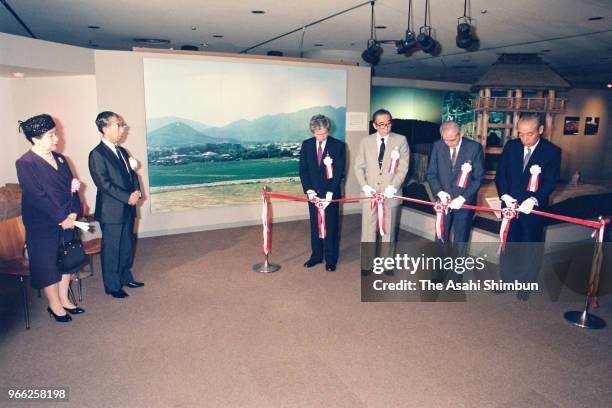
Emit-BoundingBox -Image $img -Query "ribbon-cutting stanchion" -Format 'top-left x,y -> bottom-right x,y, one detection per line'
564,216 -> 609,329
257,187 -> 608,327
252,186 -> 281,273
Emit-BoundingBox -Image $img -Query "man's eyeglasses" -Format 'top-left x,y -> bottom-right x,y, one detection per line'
113,123 -> 128,130
375,122 -> 392,128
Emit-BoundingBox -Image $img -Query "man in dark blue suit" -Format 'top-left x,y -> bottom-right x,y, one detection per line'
495,115 -> 561,241
89,111 -> 144,299
299,114 -> 346,272
495,114 -> 561,300
427,120 -> 485,282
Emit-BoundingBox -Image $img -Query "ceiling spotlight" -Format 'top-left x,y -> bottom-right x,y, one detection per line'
456,20 -> 474,49
456,1 -> 476,49
361,2 -> 382,65
267,50 -> 283,56
88,25 -> 100,30
133,38 -> 171,44
417,26 -> 436,54
396,30 -> 417,54
251,10 -> 265,14
396,1 -> 417,55
607,84 -> 612,88
417,0 -> 438,54
362,39 -> 383,65
212,34 -> 224,38
181,45 -> 198,51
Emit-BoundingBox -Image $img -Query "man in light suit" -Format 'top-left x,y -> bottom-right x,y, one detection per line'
88,111 -> 144,299
495,114 -> 561,300
354,109 -> 410,275
427,120 -> 485,282
299,114 -> 346,272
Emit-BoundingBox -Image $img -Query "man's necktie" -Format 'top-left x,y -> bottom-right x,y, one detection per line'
451,148 -> 457,168
378,138 -> 385,169
116,145 -> 130,173
317,142 -> 323,166
523,147 -> 532,172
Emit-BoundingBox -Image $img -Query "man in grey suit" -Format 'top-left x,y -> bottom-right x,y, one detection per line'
427,120 -> 484,282
355,109 -> 410,274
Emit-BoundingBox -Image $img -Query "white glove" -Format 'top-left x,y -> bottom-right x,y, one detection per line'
437,191 -> 451,203
501,194 -> 517,208
307,190 -> 317,201
362,185 -> 376,197
518,197 -> 537,214
449,195 -> 466,210
325,191 -> 333,201
383,185 -> 397,199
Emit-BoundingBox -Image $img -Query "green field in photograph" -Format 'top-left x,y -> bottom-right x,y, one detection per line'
148,158 -> 300,187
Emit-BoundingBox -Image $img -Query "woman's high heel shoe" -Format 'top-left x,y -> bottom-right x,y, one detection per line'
64,306 -> 85,315
47,307 -> 72,323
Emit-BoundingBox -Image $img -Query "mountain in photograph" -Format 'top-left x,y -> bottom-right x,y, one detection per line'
146,105 -> 346,148
147,122 -> 232,147
204,105 -> 346,143
147,116 -> 210,133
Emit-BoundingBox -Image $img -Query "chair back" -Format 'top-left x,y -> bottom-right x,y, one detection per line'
0,216 -> 26,261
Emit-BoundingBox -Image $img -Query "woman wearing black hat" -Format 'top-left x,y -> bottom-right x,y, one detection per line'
15,114 -> 85,323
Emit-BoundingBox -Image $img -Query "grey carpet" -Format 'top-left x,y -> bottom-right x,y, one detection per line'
0,214 -> 611,408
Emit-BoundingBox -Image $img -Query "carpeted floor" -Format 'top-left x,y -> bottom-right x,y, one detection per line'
0,214 -> 611,407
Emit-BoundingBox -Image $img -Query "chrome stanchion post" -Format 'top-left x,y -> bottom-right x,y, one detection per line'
564,217 -> 607,329
253,186 -> 281,273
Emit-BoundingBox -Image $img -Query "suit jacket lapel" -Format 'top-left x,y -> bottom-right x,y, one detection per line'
99,142 -> 131,184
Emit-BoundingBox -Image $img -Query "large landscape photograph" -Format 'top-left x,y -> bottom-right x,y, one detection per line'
143,58 -> 347,212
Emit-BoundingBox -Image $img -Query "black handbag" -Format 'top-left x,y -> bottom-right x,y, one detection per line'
57,231 -> 85,272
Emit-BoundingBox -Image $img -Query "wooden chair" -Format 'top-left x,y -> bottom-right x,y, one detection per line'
77,214 -> 101,302
0,216 -> 31,329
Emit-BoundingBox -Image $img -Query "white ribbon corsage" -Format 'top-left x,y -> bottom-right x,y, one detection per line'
388,147 -> 400,174
323,155 -> 333,179
128,157 -> 138,170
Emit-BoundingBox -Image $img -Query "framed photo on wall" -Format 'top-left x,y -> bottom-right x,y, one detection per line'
585,117 -> 600,135
563,116 -> 580,135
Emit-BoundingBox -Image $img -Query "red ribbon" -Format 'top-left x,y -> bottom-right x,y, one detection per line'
388,158 -> 398,174
370,193 -> 387,236
456,169 -> 469,188
314,198 -> 328,239
325,163 -> 333,179
498,206 -> 518,253
527,173 -> 539,192
433,201 -> 448,242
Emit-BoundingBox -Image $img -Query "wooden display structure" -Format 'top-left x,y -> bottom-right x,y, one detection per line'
471,54 -> 570,180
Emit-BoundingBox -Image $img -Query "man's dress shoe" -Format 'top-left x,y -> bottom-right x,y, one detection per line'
126,281 -> 145,288
303,259 -> 322,268
106,289 -> 129,298
325,264 -> 336,272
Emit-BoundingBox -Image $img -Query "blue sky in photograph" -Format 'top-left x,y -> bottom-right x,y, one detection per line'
143,58 -> 347,127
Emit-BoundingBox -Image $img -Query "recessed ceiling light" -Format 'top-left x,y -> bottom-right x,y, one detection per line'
12,72 -> 25,78
314,43 -> 324,47
191,26 -> 197,31
375,25 -> 387,29
588,16 -> 604,21
541,49 -> 552,52
200,42 -> 209,47
212,34 -> 224,38
133,38 -> 171,44
88,25 -> 100,29
480,9 -> 487,14
251,10 -> 265,14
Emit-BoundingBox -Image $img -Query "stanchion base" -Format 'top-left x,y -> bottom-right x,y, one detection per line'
252,260 -> 281,273
564,311 -> 606,329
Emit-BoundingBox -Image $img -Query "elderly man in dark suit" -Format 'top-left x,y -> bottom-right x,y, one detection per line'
88,111 -> 144,298
495,114 -> 561,299
427,120 -> 485,282
299,114 -> 346,272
